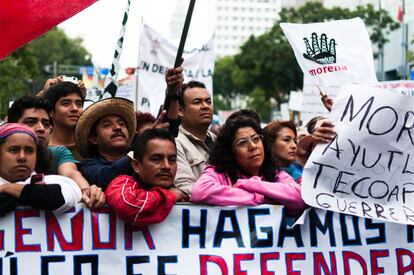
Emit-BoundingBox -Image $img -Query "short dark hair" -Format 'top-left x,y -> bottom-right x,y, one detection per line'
7,96 -> 53,124
133,128 -> 176,162
305,116 -> 325,134
135,111 -> 156,131
43,82 -> 85,111
226,109 -> 261,126
178,80 -> 206,107
209,117 -> 276,184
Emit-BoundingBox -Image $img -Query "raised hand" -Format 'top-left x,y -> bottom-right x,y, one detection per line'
303,32 -> 336,65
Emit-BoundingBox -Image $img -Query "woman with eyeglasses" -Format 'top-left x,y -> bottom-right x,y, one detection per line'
190,117 -> 305,215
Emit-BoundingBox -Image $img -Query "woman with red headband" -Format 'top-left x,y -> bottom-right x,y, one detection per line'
0,123 -> 81,215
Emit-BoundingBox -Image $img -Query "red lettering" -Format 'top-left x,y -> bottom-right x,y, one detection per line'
91,207 -> 116,249
317,68 -> 323,74
124,225 -> 155,250
343,251 -> 367,275
200,255 -> 228,275
0,230 -> 4,251
46,208 -> 83,251
286,253 -> 305,275
396,248 -> 414,274
328,66 -> 334,72
15,209 -> 41,252
260,252 -> 279,275
370,250 -> 389,275
314,252 -> 337,275
234,254 -> 254,275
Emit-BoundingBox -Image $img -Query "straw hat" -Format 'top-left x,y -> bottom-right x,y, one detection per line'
75,98 -> 137,158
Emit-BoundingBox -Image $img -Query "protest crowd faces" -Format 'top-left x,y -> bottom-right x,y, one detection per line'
264,120 -> 303,183
190,117 -> 305,216
174,81 -> 216,199
7,96 -> 105,209
105,129 -> 183,228
43,82 -> 85,160
76,98 -> 137,191
0,123 -> 81,215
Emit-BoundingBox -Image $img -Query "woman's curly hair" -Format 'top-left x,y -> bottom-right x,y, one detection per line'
208,117 -> 277,184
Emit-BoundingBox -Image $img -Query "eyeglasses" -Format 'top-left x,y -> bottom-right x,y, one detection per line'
235,134 -> 263,148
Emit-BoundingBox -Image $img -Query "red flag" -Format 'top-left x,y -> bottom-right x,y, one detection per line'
0,0 -> 97,59
397,2 -> 404,22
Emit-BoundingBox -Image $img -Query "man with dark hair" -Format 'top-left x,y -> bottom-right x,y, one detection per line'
226,109 -> 261,126
43,82 -> 85,159
105,128 -> 182,228
174,80 -> 216,199
7,95 -> 104,209
78,67 -> 185,194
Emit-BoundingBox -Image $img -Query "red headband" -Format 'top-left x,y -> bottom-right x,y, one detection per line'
0,123 -> 38,143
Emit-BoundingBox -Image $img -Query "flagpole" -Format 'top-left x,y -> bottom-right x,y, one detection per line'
378,0 -> 385,81
402,0 -> 408,79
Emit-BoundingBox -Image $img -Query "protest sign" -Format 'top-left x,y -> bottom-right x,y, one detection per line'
2,205 -> 414,274
375,80 -> 414,96
137,24 -> 214,116
288,91 -> 303,112
302,84 -> 414,225
301,80 -> 414,126
281,18 -> 378,87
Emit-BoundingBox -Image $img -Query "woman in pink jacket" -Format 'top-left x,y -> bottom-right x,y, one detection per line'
190,117 -> 305,214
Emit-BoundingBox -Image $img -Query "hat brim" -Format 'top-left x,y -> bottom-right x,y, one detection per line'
75,98 -> 137,158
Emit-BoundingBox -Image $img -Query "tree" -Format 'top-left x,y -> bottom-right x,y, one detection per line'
213,56 -> 247,109
216,2 -> 400,121
0,28 -> 92,117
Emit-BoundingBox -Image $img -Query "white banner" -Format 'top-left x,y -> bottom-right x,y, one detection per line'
137,24 -> 214,116
281,18 -> 378,87
301,80 -> 414,125
2,205 -> 414,274
302,84 -> 414,225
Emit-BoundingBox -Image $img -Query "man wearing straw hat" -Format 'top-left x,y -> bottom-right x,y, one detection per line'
78,66 -> 184,192
76,97 -> 137,191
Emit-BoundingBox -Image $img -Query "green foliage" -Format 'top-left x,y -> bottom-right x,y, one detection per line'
0,28 -> 91,117
246,87 -> 273,122
213,2 -> 400,121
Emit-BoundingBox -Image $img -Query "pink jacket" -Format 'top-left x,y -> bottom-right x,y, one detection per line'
190,166 -> 305,213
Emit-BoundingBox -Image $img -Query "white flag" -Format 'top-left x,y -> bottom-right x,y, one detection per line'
137,24 -> 215,115
281,18 -> 378,87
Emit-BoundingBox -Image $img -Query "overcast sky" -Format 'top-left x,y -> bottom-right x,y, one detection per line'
59,0 -> 214,69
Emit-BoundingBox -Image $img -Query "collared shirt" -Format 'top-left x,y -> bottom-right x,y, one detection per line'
79,154 -> 133,191
174,125 -> 216,196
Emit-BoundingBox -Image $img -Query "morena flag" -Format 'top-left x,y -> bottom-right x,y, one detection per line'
281,18 -> 378,87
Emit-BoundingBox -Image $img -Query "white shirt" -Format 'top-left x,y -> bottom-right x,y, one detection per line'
0,173 -> 81,214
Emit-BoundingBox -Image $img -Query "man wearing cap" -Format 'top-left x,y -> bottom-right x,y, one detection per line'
78,67 -> 184,192
174,81 -> 216,198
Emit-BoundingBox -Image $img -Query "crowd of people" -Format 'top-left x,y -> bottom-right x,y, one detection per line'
0,66 -> 336,228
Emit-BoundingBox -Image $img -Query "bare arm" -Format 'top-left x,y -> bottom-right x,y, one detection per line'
58,162 -> 105,209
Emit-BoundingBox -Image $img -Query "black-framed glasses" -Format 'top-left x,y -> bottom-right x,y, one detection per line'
235,134 -> 263,148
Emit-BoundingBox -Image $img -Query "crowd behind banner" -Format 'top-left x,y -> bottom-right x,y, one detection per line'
2,205 -> 414,275
1,16 -> 414,274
